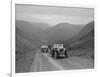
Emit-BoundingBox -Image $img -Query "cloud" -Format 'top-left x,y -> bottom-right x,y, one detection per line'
16,4 -> 94,26
16,14 -> 94,26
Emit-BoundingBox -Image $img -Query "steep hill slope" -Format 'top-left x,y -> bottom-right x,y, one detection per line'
39,23 -> 83,41
63,21 -> 94,59
16,27 -> 39,57
16,20 -> 51,73
16,20 -> 50,34
66,21 -> 94,45
16,26 -> 42,73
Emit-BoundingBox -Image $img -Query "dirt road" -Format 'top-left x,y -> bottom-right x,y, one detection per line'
30,49 -> 94,72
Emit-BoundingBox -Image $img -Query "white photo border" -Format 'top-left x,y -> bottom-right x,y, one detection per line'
11,0 -> 96,77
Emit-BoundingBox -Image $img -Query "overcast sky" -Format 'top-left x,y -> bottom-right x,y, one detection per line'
16,4 -> 94,26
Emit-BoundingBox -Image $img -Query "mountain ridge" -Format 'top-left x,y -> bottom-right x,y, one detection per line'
38,22 -> 84,41
16,20 -> 50,34
65,21 -> 94,45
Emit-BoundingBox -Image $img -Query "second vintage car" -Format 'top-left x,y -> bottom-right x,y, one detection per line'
41,45 -> 49,53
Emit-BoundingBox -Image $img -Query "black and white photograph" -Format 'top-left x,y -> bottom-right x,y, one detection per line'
15,4 -> 94,73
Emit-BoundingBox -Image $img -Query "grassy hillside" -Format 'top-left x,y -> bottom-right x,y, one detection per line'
57,21 -> 94,59
39,23 -> 83,41
66,21 -> 94,45
16,26 -> 41,73
15,20 -> 51,73
67,34 -> 94,59
16,20 -> 50,33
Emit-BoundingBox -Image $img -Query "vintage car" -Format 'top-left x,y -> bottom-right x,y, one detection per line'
41,45 -> 49,53
50,44 -> 68,59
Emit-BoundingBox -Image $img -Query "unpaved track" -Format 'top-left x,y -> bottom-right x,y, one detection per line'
30,49 -> 94,72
